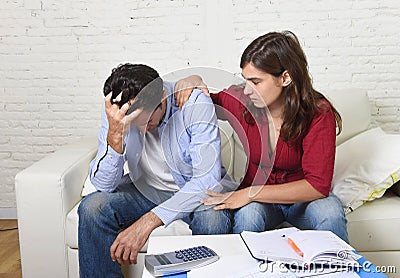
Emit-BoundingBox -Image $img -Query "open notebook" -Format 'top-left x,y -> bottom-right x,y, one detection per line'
240,227 -> 361,268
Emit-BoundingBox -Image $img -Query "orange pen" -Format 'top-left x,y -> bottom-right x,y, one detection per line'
288,238 -> 304,257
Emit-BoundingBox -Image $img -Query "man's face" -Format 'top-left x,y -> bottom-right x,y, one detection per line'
127,106 -> 164,134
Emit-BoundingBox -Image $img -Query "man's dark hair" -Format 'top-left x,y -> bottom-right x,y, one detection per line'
103,63 -> 163,114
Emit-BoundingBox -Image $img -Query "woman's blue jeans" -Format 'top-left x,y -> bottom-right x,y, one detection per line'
78,182 -> 231,278
232,194 -> 349,243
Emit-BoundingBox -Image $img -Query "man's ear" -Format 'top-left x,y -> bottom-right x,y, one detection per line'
281,70 -> 292,87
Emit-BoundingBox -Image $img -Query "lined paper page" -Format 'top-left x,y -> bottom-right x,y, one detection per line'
241,227 -> 301,262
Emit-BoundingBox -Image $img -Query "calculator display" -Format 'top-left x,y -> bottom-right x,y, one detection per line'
154,254 -> 171,265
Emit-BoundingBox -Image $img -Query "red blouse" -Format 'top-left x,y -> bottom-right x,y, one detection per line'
211,85 -> 336,196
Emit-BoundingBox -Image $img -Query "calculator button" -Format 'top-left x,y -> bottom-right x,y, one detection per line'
175,253 -> 183,259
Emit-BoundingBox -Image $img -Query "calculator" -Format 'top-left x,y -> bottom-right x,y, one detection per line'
144,245 -> 219,276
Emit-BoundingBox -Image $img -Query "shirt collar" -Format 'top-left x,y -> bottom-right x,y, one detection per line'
158,85 -> 179,130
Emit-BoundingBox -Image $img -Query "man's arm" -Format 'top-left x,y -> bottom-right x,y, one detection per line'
89,109 -> 125,192
89,94 -> 140,192
152,91 -> 223,225
110,211 -> 163,265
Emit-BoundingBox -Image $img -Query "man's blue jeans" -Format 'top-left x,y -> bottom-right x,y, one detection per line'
232,194 -> 349,243
78,182 -> 231,278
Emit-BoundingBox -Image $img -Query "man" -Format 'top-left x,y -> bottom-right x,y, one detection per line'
78,64 -> 233,277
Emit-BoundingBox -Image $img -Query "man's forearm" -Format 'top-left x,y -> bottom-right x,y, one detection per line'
110,211 -> 163,265
107,131 -> 124,154
89,115 -> 125,192
140,211 -> 163,230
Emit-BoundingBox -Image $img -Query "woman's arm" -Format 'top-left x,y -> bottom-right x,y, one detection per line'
202,179 -> 325,210
250,180 -> 325,204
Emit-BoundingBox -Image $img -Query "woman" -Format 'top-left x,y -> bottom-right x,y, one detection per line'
175,31 -> 348,242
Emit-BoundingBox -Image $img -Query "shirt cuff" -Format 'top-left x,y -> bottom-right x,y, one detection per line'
105,144 -> 124,168
151,206 -> 185,227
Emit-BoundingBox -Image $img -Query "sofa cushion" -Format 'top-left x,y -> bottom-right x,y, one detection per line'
347,191 -> 400,252
324,89 -> 370,146
66,201 -> 192,250
332,127 -> 400,213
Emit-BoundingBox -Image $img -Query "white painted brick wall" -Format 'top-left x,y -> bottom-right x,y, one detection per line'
1,0 -> 399,214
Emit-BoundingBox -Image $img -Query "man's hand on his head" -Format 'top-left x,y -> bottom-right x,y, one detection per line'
105,92 -> 131,154
110,212 -> 163,265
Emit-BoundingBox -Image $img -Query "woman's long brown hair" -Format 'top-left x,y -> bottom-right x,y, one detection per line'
240,31 -> 342,143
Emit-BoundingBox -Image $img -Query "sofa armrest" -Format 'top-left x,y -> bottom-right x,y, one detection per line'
15,137 -> 97,278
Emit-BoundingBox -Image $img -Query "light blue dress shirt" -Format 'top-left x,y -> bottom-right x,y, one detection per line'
89,81 -> 227,226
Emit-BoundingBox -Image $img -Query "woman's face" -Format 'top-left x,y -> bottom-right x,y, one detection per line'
241,63 -> 285,110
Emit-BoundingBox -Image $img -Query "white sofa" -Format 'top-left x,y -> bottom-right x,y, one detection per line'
15,89 -> 400,278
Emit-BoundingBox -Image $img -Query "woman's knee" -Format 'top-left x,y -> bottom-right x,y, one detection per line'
235,202 -> 267,219
233,202 -> 268,233
306,196 -> 347,227
314,195 -> 344,214
190,207 -> 231,234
